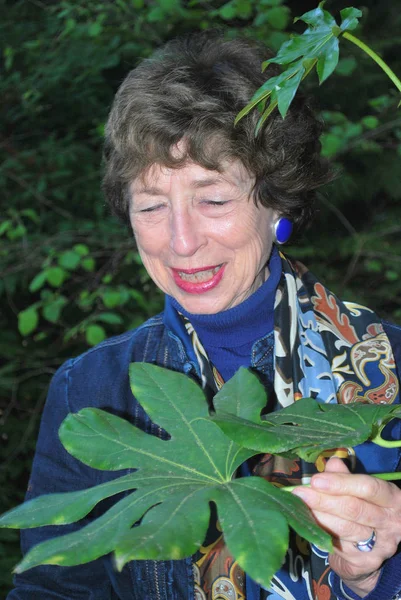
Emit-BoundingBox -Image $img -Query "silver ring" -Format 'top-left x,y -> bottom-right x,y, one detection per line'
354,529 -> 376,552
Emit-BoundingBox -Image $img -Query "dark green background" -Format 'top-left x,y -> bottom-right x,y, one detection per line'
1,0 -> 400,593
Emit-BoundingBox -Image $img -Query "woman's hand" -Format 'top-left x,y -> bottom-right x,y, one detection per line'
292,457 -> 401,597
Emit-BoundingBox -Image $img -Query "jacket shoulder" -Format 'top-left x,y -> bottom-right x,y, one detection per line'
53,311 -> 191,419
54,313 -> 167,415
72,312 -> 165,363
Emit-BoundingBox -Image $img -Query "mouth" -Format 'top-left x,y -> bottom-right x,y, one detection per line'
176,265 -> 222,282
171,264 -> 225,293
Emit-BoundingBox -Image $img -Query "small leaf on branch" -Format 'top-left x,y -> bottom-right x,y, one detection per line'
236,2 -> 350,123
85,324 -> 106,346
340,7 -> 362,32
316,37 -> 339,83
18,307 -> 39,336
293,3 -> 337,30
235,3 -> 401,129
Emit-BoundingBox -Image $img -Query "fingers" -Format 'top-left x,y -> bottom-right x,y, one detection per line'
310,510 -> 398,556
308,458 -> 400,508
292,484 -> 383,528
310,508 -> 376,545
290,458 -> 401,594
292,484 -> 401,551
291,459 -> 401,570
292,483 -> 398,589
323,456 -> 350,474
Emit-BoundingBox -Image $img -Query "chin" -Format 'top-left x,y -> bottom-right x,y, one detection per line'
177,295 -> 229,315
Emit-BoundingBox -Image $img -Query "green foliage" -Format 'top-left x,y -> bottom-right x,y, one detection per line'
236,3 -> 362,125
213,372 -> 401,461
2,366 -> 400,586
17,307 -> 39,336
0,366 -> 332,587
236,2 -> 401,128
2,0 -> 401,595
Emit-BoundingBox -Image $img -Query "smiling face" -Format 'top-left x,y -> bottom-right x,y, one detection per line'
129,160 -> 276,314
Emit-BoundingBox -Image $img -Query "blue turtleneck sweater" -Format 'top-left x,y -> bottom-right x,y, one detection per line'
169,246 -> 281,383
169,247 -> 281,600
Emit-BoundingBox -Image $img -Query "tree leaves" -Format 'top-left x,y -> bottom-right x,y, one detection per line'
85,324 -> 106,345
0,364 -> 331,588
213,369 -> 401,462
17,307 -> 39,336
236,3 -> 363,126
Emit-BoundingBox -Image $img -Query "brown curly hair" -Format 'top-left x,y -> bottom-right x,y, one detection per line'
102,31 -> 332,234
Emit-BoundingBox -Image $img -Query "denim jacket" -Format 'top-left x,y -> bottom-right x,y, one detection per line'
8,314 -> 401,600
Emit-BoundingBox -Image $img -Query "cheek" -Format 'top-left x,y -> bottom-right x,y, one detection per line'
136,246 -> 170,293
133,231 -> 173,291
133,223 -> 167,259
237,239 -> 271,275
229,212 -> 273,257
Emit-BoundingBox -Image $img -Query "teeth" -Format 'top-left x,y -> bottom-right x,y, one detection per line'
179,265 -> 221,283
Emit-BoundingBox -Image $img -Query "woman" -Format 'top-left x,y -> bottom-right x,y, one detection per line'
9,32 -> 401,600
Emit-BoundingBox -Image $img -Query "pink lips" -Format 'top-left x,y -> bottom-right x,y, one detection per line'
172,264 -> 225,294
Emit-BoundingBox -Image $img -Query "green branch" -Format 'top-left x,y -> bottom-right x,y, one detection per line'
343,31 -> 401,99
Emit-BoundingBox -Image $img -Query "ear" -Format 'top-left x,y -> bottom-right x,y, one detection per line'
271,210 -> 280,223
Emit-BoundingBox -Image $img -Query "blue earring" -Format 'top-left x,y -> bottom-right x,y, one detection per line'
274,217 -> 293,244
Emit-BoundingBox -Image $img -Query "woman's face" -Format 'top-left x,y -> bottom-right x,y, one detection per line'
129,160 -> 276,314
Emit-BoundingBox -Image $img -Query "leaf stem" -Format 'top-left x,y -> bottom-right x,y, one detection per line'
371,430 -> 401,449
282,483 -> 310,492
281,471 -> 401,492
342,31 -> 401,96
374,472 -> 401,481
371,418 -> 401,449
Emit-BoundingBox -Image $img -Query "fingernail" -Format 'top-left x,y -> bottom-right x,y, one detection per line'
312,476 -> 329,490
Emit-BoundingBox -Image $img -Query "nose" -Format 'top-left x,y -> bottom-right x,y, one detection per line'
169,208 -> 207,257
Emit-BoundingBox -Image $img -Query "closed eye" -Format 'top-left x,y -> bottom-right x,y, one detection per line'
139,204 -> 165,213
202,200 -> 230,206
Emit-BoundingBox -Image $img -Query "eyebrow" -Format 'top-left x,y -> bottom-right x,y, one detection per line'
136,176 -> 225,196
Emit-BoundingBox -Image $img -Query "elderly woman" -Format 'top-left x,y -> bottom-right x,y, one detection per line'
9,32 -> 401,600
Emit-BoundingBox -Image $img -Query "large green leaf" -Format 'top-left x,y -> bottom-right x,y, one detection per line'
213,374 -> 401,462
0,364 -> 331,588
0,472 -> 144,528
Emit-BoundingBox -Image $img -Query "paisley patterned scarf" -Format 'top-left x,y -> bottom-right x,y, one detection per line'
274,253 -> 398,410
179,251 -> 399,600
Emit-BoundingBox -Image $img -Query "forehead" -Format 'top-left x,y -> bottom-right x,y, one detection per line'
131,160 -> 253,195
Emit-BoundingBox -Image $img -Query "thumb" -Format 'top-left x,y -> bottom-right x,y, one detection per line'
324,456 -> 351,474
